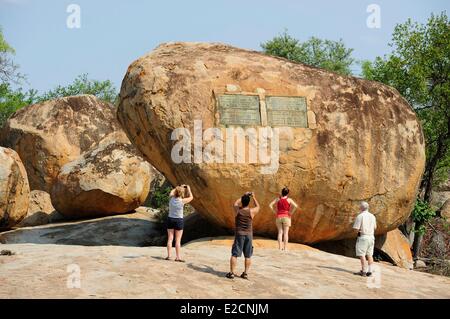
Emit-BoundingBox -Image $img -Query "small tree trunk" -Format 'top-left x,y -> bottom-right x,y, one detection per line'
412,230 -> 424,260
421,120 -> 450,203
399,217 -> 415,247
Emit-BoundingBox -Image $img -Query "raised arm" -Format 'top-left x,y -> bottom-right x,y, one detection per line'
250,193 -> 260,217
182,185 -> 193,204
169,188 -> 176,197
233,197 -> 242,216
269,198 -> 278,214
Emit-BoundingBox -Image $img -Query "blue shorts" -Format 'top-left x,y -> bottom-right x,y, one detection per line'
231,234 -> 253,258
167,217 -> 184,230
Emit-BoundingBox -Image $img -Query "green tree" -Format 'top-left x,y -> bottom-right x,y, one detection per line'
0,27 -> 23,84
261,30 -> 355,75
37,73 -> 118,104
1,73 -> 118,129
362,12 -> 450,258
362,12 -> 450,202
0,83 -> 37,128
1,26 -> 118,127
0,27 -> 33,128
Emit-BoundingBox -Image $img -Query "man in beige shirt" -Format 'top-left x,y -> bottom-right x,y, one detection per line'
353,201 -> 377,277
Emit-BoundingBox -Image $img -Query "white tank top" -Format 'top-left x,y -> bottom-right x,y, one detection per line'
168,197 -> 184,219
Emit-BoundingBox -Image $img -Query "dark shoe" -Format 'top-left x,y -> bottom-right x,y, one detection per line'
0,250 -> 14,256
353,270 -> 367,277
226,272 -> 235,279
240,272 -> 249,280
366,272 -> 372,277
175,258 -> 185,263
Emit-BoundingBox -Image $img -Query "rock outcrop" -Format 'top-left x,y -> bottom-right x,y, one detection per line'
375,229 -> 413,269
117,42 -> 425,243
441,199 -> 450,220
0,147 -> 30,229
51,141 -> 153,218
17,190 -> 63,227
1,240 -> 449,298
0,95 -> 129,192
0,207 -> 161,246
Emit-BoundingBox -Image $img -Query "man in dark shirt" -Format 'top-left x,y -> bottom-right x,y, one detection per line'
226,192 -> 260,280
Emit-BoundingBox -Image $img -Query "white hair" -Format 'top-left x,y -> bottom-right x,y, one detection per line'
360,201 -> 369,211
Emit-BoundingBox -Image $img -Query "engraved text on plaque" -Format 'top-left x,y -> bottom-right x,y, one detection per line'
217,94 -> 261,126
266,96 -> 308,127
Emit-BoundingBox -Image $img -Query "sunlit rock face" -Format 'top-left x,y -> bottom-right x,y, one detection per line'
0,147 -> 29,229
51,141 -> 153,219
0,95 -> 130,193
117,42 -> 425,243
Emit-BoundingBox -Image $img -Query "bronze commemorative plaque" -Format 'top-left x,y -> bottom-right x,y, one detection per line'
217,94 -> 261,126
266,96 -> 308,127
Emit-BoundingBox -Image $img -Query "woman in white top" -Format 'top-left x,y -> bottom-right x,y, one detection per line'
166,184 -> 193,262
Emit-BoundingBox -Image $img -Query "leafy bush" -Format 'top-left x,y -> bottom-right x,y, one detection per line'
261,30 -> 355,75
150,186 -> 171,208
36,74 -> 118,105
412,198 -> 436,235
0,83 -> 37,128
418,217 -> 450,277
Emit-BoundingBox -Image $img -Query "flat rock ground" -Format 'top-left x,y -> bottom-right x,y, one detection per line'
0,238 -> 449,299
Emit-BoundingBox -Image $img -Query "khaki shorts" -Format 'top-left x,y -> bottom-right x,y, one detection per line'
276,217 -> 291,227
355,235 -> 375,257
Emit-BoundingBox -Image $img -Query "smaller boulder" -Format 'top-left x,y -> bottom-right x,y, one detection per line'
17,190 -> 63,227
0,95 -> 130,193
440,199 -> 450,220
414,260 -> 427,269
51,141 -> 153,219
0,207 -> 161,246
0,147 -> 30,229
313,229 -> 414,269
375,229 -> 413,269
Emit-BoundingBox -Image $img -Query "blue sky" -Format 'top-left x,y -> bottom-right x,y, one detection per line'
0,0 -> 448,93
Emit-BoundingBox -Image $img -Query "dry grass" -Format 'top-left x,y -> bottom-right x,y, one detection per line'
417,217 -> 450,277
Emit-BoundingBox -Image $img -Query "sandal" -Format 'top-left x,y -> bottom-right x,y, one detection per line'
175,258 -> 185,263
226,272 -> 235,279
165,257 -> 171,260
240,272 -> 249,280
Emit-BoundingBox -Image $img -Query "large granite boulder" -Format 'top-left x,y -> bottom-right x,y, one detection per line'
117,42 -> 425,243
17,190 -> 64,227
0,95 -> 129,193
0,147 -> 30,229
51,141 -> 153,218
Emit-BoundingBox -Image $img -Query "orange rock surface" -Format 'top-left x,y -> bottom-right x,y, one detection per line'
117,42 -> 425,243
